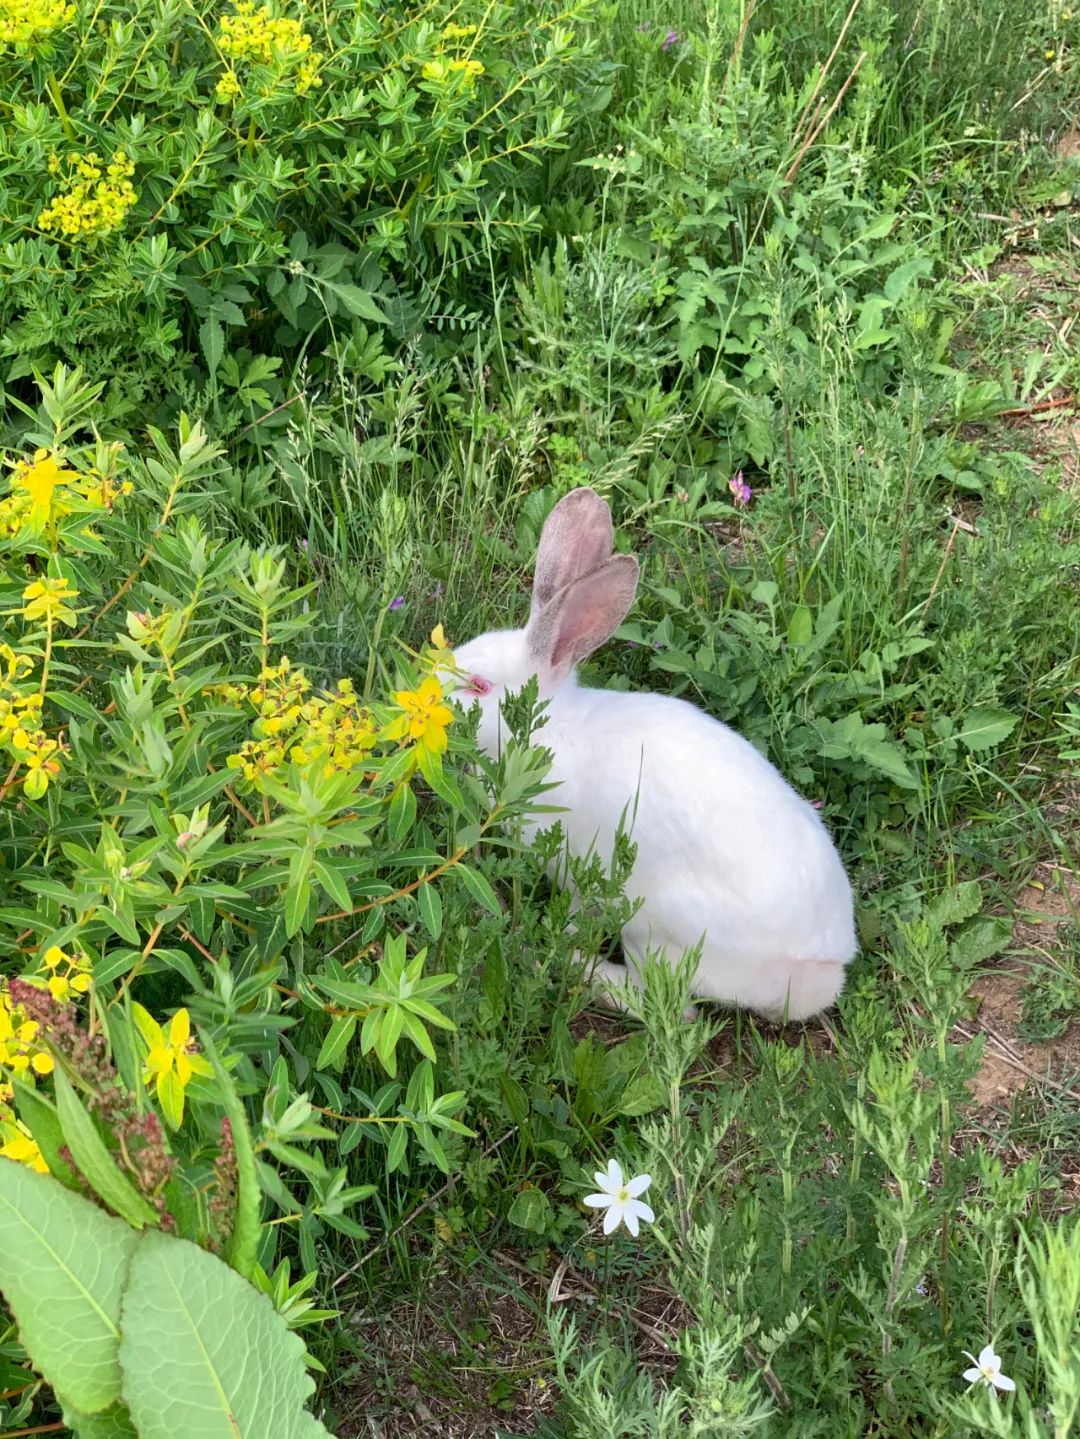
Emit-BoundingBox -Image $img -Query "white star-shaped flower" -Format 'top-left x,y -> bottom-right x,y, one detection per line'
583,1159 -> 654,1236
962,1345 -> 1015,1392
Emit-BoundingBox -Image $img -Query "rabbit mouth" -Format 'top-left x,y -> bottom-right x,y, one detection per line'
462,674 -> 493,697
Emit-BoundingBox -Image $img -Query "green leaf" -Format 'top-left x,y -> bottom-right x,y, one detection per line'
199,1033 -> 260,1282
386,782 -> 416,843
925,880 -> 983,932
12,1078 -> 81,1189
955,707 -> 1019,753
417,881 -> 443,940
0,1160 -> 138,1414
313,860 -> 352,914
119,1231 -> 329,1439
331,283 -> 389,324
618,1074 -> 667,1116
200,315 -> 225,378
507,1188 -> 552,1234
61,1400 -> 139,1438
882,256 -> 933,303
456,863 -> 502,917
786,605 -> 813,647
316,1015 -> 356,1071
53,1069 -> 160,1230
284,872 -> 312,938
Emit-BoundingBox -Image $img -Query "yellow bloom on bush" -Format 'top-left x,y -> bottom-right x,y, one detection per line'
217,659 -> 377,790
0,1119 -> 48,1173
216,2 -> 323,97
39,150 -> 137,241
0,0 -> 74,50
384,676 -> 454,758
20,737 -> 63,799
132,1004 -> 212,1129
0,447 -> 132,537
11,449 -> 80,528
22,575 -> 78,625
442,22 -> 478,38
0,984 -> 54,1079
41,944 -> 92,1001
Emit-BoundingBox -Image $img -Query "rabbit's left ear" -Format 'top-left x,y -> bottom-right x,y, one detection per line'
530,488 -> 614,615
528,554 -> 639,682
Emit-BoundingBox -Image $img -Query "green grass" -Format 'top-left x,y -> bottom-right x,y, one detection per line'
2,0 -> 1080,1434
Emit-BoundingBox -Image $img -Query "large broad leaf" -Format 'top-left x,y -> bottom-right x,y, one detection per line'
955,707 -> 1018,753
0,1159 -> 138,1414
119,1230 -> 331,1438
62,1400 -> 139,1438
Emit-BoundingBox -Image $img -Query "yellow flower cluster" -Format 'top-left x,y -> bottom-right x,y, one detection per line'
0,0 -> 74,50
0,645 -> 64,799
215,659 -> 377,791
0,986 -> 51,1173
0,983 -> 54,1081
421,56 -> 485,84
39,151 -> 137,241
422,22 -> 485,88
0,446 -> 132,538
215,2 -> 322,100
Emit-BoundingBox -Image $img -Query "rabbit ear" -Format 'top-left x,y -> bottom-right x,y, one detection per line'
531,488 -> 614,614
528,554 -> 639,681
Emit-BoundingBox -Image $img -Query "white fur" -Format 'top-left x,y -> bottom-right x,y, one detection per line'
452,491 -> 857,1022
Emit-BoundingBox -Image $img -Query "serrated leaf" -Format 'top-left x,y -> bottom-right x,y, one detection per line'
200,315 -> 225,378
119,1231 -> 329,1439
54,1069 -> 160,1230
0,1160 -> 138,1413
507,1188 -> 552,1234
618,1074 -> 667,1116
925,880 -> 983,932
956,708 -> 1019,753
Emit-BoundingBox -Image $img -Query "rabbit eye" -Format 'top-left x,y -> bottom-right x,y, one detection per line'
465,675 -> 492,696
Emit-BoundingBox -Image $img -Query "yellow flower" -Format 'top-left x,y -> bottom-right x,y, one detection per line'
0,0 -> 74,50
0,985 -> 53,1078
217,2 -> 322,95
20,736 -> 63,800
11,449 -> 79,528
216,68 -> 243,101
21,575 -> 78,626
384,676 -> 454,757
0,1122 -> 48,1174
132,1005 -> 212,1128
39,149 -> 137,242
442,22 -> 477,38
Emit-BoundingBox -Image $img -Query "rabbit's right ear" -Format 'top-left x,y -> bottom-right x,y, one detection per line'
530,488 -> 614,614
528,554 -> 639,682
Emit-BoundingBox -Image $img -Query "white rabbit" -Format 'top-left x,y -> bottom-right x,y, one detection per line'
451,487 -> 857,1022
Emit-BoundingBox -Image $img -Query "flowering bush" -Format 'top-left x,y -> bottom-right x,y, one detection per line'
0,0 -> 597,392
0,366 -> 550,1429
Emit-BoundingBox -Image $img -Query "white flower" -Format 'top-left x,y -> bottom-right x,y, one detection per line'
583,1159 -> 654,1237
962,1345 -> 1015,1393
